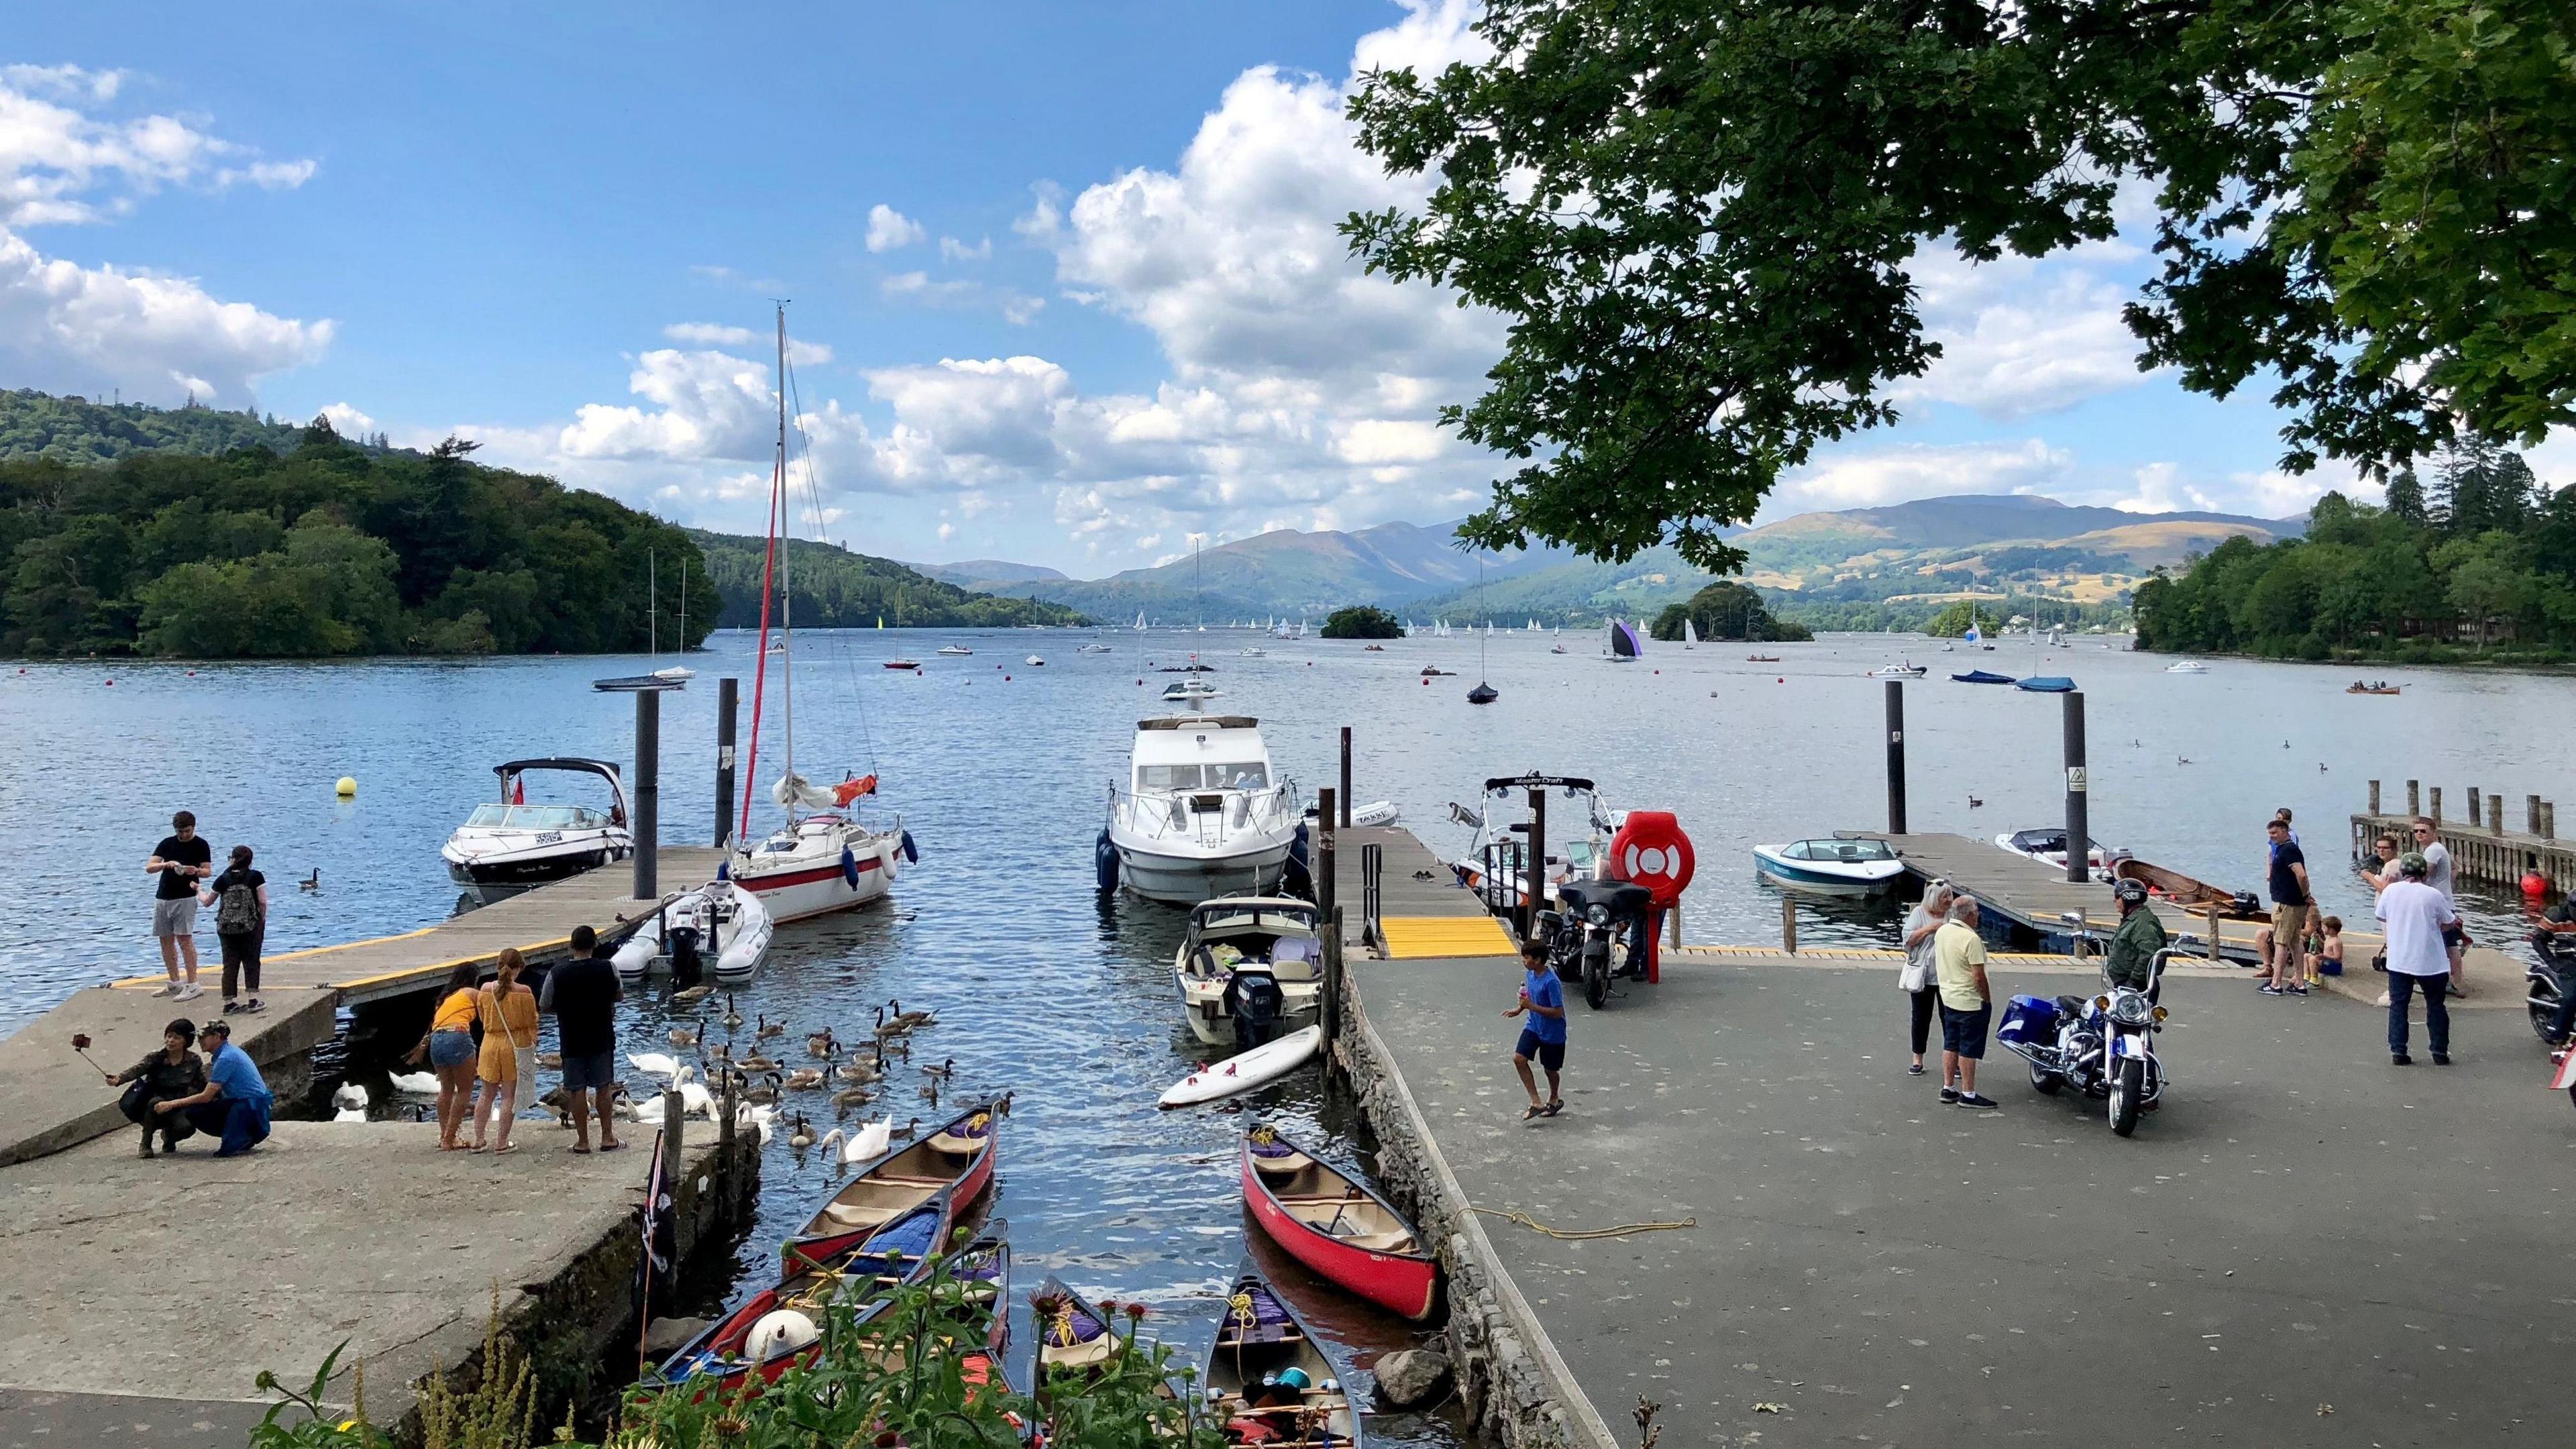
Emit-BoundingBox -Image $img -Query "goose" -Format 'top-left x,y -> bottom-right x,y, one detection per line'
628,1051 -> 682,1079
835,1046 -> 883,1085
704,1040 -> 732,1063
743,1073 -> 782,1106
669,1024 -> 700,1048
331,1081 -> 368,1122
299,869 -> 321,892
920,1057 -> 955,1082
830,1083 -> 875,1110
737,1053 -> 780,1074
788,1114 -> 816,1150
755,1014 -> 786,1040
887,1116 -> 920,1140
722,994 -> 744,1030
807,1028 -> 839,1058
870,1006 -> 904,1040
388,1069 -> 439,1096
886,1000 -> 936,1031
673,983 -> 716,1005
882,1034 -> 912,1062
537,1051 -> 562,1071
847,1118 -> 893,1162
918,1079 -> 943,1107
784,1066 -> 826,1090
1967,795 -> 1983,809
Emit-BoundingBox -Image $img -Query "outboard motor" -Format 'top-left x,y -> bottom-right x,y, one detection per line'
1224,969 -> 1287,1051
667,926 -> 704,992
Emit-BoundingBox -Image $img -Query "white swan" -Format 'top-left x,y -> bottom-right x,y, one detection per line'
388,1070 -> 438,1096
628,1052 -> 682,1078
847,1117 -> 892,1163
331,1081 -> 368,1123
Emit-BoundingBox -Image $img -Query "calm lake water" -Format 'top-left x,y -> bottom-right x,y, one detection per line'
6,626 -> 2571,1434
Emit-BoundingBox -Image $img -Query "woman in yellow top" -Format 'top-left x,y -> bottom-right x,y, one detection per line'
407,963 -> 483,1150
471,948 -> 540,1154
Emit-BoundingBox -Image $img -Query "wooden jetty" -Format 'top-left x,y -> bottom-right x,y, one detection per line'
1326,823 -> 1515,958
2353,777 -> 2575,892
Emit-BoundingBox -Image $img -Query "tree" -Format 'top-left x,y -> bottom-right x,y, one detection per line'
1343,0 -> 2576,569
1320,604 -> 1403,639
1650,580 -> 1809,641
2384,469 -> 2429,525
1925,600 -> 2002,639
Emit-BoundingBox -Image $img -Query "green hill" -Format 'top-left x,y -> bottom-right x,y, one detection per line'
690,532 -> 1087,630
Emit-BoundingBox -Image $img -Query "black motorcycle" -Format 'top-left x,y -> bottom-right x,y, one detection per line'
1554,877 -> 1654,1009
2526,927 -> 2576,1043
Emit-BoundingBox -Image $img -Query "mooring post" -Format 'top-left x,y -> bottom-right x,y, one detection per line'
2469,788 -> 2482,828
1322,904 -> 1344,1071
662,1088 -> 684,1165
2529,794 -> 2542,835
2205,902 -> 2221,961
1781,894 -> 1799,955
634,689 -> 660,899
1884,681 -> 1909,835
1316,788 -> 1338,925
2430,787 -> 2443,824
2408,779 -> 2421,816
2544,802 -> 2557,841
714,676 -> 739,848
2489,793 -> 2504,837
2369,779 -> 2381,816
1666,900 -> 1683,949
1339,727 -> 1352,829
1525,787 -> 1547,946
2062,692 -> 2089,883
716,1071 -> 737,1153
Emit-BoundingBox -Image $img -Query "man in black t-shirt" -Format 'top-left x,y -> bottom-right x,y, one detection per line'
2263,818 -> 2312,996
542,924 -> 625,1152
146,811 -> 213,1001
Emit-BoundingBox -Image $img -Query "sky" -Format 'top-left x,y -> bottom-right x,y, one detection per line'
5,1 -> 2568,575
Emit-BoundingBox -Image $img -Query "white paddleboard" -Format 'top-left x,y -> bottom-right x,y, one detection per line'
1158,1025 -> 1322,1110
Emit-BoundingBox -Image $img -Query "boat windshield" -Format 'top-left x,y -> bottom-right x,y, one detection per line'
1800,839 -> 1894,863
468,804 -> 599,830
1136,763 -> 1269,791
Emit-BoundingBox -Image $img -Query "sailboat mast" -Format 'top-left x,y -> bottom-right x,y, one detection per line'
776,303 -> 798,821
648,549 -> 657,659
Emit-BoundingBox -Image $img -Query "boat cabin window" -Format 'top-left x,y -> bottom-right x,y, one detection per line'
1136,762 -> 1268,791
472,803 -> 598,830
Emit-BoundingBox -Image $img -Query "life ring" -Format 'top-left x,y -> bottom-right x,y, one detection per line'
1607,810 -> 1695,907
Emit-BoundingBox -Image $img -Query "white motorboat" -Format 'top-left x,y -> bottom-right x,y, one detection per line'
1995,828 -> 2125,882
1239,646 -> 1265,657
727,304 -> 911,925
936,645 -> 973,656
1079,642 -> 1114,653
1753,837 -> 1905,896
1103,714 -> 1299,903
1447,783 -> 1619,914
1868,661 -> 1929,678
1026,654 -> 1045,666
2163,661 -> 2207,674
611,879 -> 774,984
1161,678 -> 1221,702
1173,897 -> 1325,1046
441,759 -> 633,902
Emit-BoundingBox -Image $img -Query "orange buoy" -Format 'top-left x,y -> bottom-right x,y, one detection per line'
2524,871 -> 2550,900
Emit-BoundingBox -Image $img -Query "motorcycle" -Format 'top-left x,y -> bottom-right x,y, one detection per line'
1552,876 -> 1654,1010
2525,927 -> 2576,1110
1999,953 -> 2171,1136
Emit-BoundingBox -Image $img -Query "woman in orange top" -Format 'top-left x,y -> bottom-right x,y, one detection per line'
407,963 -> 483,1150
471,948 -> 540,1154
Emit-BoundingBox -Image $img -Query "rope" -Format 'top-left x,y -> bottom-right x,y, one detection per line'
1472,1207 -> 1697,1241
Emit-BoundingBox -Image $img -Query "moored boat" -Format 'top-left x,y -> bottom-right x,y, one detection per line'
1868,661 -> 1928,678
885,658 -> 922,669
1031,1273 -> 1120,1373
780,1099 -> 1002,1275
2162,660 -> 2206,674
2113,857 -> 2265,918
1995,828 -> 2124,881
1175,897 -> 1324,1047
440,759 -> 633,902
937,644 -> 974,656
1104,714 -> 1299,903
655,1196 -> 947,1396
1240,1124 -> 1438,1320
1203,1262 -> 1362,1448
610,877 -> 773,985
1951,669 -> 2017,685
1158,1025 -> 1321,1110
1752,837 -> 1905,896
2015,675 -> 2076,692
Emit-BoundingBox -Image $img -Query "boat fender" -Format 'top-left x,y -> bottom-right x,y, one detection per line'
716,858 -> 729,881
900,830 -> 918,865
841,847 -> 861,890
1094,828 -> 1120,894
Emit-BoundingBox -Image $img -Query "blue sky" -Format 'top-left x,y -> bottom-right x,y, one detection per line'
8,3 -> 2553,574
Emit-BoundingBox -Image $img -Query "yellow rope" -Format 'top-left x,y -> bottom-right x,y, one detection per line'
1045,1299 -> 1080,1348
1472,1207 -> 1697,1241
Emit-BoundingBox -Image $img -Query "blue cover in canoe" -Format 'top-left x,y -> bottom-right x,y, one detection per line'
859,1203 -> 943,1262
1951,670 -> 2017,685
2016,676 -> 2076,692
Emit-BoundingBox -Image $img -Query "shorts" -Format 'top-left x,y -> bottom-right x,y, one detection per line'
2271,902 -> 2309,945
428,1030 -> 475,1069
1513,1028 -> 1566,1073
560,1051 -> 616,1091
1939,1002 -> 1991,1059
2440,921 -> 2465,948
152,897 -> 198,938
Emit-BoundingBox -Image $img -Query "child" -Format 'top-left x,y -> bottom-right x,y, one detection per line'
1503,939 -> 1566,1120
2309,916 -> 2344,981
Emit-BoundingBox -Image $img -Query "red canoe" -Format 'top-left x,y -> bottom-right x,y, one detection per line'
781,1099 -> 1002,1275
1240,1124 -> 1439,1321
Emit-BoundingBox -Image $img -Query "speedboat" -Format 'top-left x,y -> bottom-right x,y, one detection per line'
1161,678 -> 1220,702
1752,837 -> 1905,896
1102,714 -> 1299,903
441,759 -> 633,902
1174,897 -> 1324,1046
611,879 -> 774,985
2162,661 -> 2206,674
1240,646 -> 1265,657
1078,642 -> 1113,653
1996,828 -> 2125,881
1448,780 -> 1619,915
1868,661 -> 1928,678
937,645 -> 974,656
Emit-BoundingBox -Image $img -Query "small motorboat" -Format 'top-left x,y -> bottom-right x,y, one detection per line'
1951,669 -> 2017,685
2163,661 -> 2206,674
1240,646 -> 1265,657
1745,653 -> 1780,663
884,659 -> 922,669
1241,1124 -> 1438,1320
1362,644 -> 1385,651
1752,837 -> 1905,896
1350,800 -> 1399,828
778,1099 -> 1001,1275
936,645 -> 974,656
1202,1262 -> 1362,1448
1549,644 -> 1568,654
1161,678 -> 1221,702
610,878 -> 774,985
2347,680 -> 2402,695
1079,643 -> 1114,653
1175,897 -> 1324,1048
1868,661 -> 1928,678
656,1195 -> 950,1396
2016,676 -> 2076,692
1025,654 -> 1045,666
1466,681 -> 1499,704
1996,828 -> 2125,881
1159,1025 -> 1321,1110
1419,665 -> 1455,677
441,759 -> 633,903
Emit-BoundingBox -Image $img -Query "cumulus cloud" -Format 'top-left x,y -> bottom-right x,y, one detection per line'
1896,248 -> 2156,419
1,63 -> 315,227
938,235 -> 990,262
0,225 -> 331,404
318,401 -> 376,436
865,203 -> 926,253
881,270 -> 1045,325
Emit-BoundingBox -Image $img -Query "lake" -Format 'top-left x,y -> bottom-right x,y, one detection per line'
5,625 -> 2568,1436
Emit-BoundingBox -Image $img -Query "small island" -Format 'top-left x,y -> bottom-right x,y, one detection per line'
1320,604 -> 1404,639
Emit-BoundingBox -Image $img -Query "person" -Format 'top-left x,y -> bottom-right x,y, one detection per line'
1933,897 -> 1998,1109
470,948 -> 540,1154
2410,816 -> 2471,986
409,963 -> 482,1150
155,1020 -> 273,1156
2262,818 -> 2312,996
2359,833 -> 2402,893
146,810 -> 213,1001
201,844 -> 268,1015
1503,937 -> 1567,1120
2534,898 -> 2576,1048
1898,881 -> 1955,1075
543,924 -> 625,1152
2375,852 -> 2458,1065
2103,877 -> 2167,996
2310,915 -> 2345,979
2273,808 -> 2301,849
109,1018 -> 205,1157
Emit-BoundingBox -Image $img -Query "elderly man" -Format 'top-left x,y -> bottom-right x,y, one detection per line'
1898,880 -> 1955,1076
1933,896 -> 1999,1110
2375,851 -> 2459,1065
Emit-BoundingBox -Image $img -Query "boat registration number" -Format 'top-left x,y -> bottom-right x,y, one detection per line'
535,831 -> 563,845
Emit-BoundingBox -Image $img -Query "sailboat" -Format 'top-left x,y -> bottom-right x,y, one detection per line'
1683,617 -> 1698,650
1134,611 -> 1147,633
1603,619 -> 1643,662
648,548 -> 695,681
727,304 -> 909,924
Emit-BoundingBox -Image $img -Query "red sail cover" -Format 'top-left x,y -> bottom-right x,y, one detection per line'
832,774 -> 877,807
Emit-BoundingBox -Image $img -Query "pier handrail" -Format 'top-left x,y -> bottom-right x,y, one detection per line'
1106,778 -> 1298,845
1360,842 -> 1384,955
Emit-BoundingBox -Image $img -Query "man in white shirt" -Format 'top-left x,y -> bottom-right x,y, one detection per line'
2375,852 -> 2458,1066
2409,816 -> 2471,977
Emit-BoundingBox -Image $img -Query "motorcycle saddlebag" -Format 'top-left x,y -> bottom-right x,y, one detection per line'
1998,994 -> 2059,1047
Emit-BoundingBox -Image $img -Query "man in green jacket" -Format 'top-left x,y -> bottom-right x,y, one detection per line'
2103,878 -> 2167,997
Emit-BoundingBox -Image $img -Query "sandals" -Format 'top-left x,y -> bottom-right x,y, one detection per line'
493,1143 -> 519,1156
1544,1099 -> 1564,1117
1521,1104 -> 1545,1121
570,1143 -> 594,1155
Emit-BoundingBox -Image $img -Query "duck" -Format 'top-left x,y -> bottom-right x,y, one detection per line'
755,1014 -> 786,1040
784,1066 -> 826,1090
882,1034 -> 912,1063
722,994 -> 744,1030
668,1024 -> 700,1048
628,1051 -> 682,1079
885,1000 -> 936,1032
920,1057 -> 955,1082
1967,795 -> 1983,809
299,869 -> 321,892
788,1114 -> 816,1150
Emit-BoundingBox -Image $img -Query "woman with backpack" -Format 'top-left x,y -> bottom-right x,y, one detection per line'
201,845 -> 268,1015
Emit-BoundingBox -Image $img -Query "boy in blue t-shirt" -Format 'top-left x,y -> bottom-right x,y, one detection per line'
1505,939 -> 1567,1120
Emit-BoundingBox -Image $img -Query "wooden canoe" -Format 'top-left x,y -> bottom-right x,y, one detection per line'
2113,858 -> 2265,920
656,1195 -> 949,1395
1240,1125 -> 1438,1321
781,1099 -> 1002,1275
1204,1261 -> 1362,1448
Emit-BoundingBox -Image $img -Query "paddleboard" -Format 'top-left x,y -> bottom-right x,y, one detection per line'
1158,1026 -> 1322,1110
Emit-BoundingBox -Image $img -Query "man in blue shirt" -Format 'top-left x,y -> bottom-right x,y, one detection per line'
1505,938 -> 1568,1120
156,1020 -> 273,1156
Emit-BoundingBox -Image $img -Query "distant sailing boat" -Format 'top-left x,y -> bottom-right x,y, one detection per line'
650,547 -> 695,681
728,303 -> 908,922
1468,555 -> 1499,704
1683,617 -> 1698,650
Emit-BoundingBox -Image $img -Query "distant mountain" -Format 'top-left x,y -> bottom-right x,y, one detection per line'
916,558 -> 1070,589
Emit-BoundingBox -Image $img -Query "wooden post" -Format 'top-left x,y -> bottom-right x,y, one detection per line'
2430,786 -> 2443,824
1316,788 -> 1337,924
2206,902 -> 2221,962
2407,779 -> 2421,816
1666,901 -> 1683,949
1781,894 -> 1798,955
2544,802 -> 2557,841
2369,779 -> 2381,815
2489,793 -> 2504,837
1322,905 -> 1344,1069
2468,788 -> 2481,827
1338,727 -> 1352,829
662,1088 -> 685,1166
2528,794 -> 2542,835
716,1072 -> 737,1153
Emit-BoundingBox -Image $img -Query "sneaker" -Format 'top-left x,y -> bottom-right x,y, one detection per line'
152,983 -> 180,998
174,984 -> 204,1002
239,998 -> 266,1014
138,1140 -> 154,1159
2431,1053 -> 2451,1066
220,998 -> 239,1014
1956,1093 -> 2000,1110
2257,984 -> 2283,996
1907,1063 -> 1926,1076
2286,984 -> 2309,996
2392,1053 -> 2413,1066
1938,1086 -> 1960,1104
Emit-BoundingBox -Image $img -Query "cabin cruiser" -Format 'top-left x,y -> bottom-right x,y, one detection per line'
1104,714 -> 1299,903
1173,896 -> 1324,1046
1754,837 -> 1906,896
442,759 -> 633,902
1161,678 -> 1221,702
1869,661 -> 1929,678
1995,827 -> 2127,882
936,645 -> 973,656
612,879 -> 774,986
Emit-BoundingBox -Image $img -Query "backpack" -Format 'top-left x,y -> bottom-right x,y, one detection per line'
216,875 -> 260,936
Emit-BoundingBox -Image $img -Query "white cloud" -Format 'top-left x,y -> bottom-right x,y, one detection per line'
318,401 -> 376,436
2113,462 -> 2220,515
0,64 -> 315,227
1764,439 -> 2074,519
1895,248 -> 2155,419
661,321 -> 757,347
865,203 -> 926,253
0,224 -> 331,405
881,270 -> 1045,325
938,235 -> 990,262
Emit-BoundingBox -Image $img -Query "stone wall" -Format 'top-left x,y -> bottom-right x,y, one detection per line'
1332,974 -> 1621,1449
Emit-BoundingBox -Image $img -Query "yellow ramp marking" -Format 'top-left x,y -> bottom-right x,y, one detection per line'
1381,915 -> 1519,959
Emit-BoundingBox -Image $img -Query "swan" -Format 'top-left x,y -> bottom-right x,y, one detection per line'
330,1081 -> 368,1122
676,1081 -> 716,1118
847,1118 -> 892,1163
388,1069 -> 439,1096
629,1051 -> 682,1078
815,1127 -> 846,1160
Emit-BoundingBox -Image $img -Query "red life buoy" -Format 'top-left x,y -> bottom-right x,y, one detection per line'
1607,810 -> 1695,906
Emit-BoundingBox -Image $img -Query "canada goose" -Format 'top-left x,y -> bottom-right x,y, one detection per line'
871,1006 -> 904,1040
836,1046 -> 883,1085
806,1028 -> 838,1057
704,1040 -> 732,1063
628,1052 -> 682,1079
883,1034 -> 912,1062
830,1083 -> 875,1110
755,1014 -> 786,1040
1968,795 -> 1983,809
299,869 -> 321,892
918,1079 -> 942,1108
738,1053 -> 780,1074
743,1073 -> 782,1106
788,1115 -> 816,1150
784,1066 -> 826,1090
920,1057 -> 954,1082
722,994 -> 744,1030
673,984 -> 716,1005
887,1000 -> 935,1030
887,1117 -> 920,1140
669,1024 -> 699,1048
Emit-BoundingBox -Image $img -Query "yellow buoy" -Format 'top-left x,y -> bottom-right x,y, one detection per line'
335,776 -> 358,798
